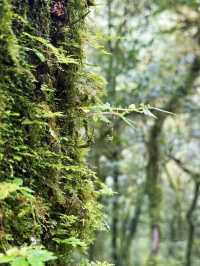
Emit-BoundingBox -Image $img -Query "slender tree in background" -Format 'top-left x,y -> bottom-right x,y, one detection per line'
89,1 -> 200,266
88,1 -> 140,265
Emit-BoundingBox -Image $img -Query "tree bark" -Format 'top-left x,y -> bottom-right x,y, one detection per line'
112,160 -> 120,266
0,0 -> 102,264
121,188 -> 144,265
185,182 -> 200,266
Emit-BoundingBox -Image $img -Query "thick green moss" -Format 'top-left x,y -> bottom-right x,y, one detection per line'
0,0 -> 103,265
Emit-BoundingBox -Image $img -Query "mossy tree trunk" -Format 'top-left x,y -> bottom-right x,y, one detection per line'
0,0 -> 102,265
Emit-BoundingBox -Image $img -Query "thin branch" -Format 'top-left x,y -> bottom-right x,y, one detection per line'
185,182 -> 200,266
167,156 -> 200,266
168,155 -> 199,180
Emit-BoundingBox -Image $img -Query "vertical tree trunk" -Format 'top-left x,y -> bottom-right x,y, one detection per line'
0,0 -> 103,264
112,167 -> 120,266
121,188 -> 144,266
111,122 -> 122,266
185,182 -> 200,266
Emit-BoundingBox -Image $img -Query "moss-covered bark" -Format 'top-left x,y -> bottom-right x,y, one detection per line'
0,0 -> 103,265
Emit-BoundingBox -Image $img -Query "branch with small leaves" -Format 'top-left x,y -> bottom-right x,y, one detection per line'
81,103 -> 174,128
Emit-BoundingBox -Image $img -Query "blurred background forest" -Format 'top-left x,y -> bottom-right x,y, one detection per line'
87,1 -> 200,266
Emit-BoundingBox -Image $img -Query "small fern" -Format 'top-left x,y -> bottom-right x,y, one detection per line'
24,32 -> 78,65
0,179 -> 33,200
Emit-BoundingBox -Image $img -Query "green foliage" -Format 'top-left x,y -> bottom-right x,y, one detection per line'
0,179 -> 33,200
0,246 -> 56,266
54,237 -> 87,249
24,33 -> 78,65
82,103 -> 169,129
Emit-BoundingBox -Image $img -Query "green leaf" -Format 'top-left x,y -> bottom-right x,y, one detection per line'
98,183 -> 114,196
27,249 -> 56,263
24,32 -> 78,65
0,179 -> 33,200
54,237 -> 86,248
0,254 -> 15,263
0,179 -> 22,200
0,247 -> 56,265
32,49 -> 46,62
22,119 -> 48,126
24,47 -> 46,62
27,256 -> 44,266
118,114 -> 135,129
11,258 -> 29,266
